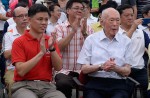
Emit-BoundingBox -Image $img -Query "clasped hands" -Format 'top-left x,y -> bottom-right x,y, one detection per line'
101,58 -> 118,72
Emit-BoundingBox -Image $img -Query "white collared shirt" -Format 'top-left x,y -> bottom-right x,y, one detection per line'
46,19 -> 62,36
119,27 -> 145,69
77,29 -> 132,79
2,26 -> 22,70
87,14 -> 98,26
138,24 -> 150,38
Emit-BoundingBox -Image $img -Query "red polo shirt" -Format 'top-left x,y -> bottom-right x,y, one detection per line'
12,30 -> 61,82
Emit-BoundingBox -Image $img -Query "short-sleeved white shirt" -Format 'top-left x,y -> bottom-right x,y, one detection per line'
119,27 -> 145,69
2,26 -> 21,70
87,14 -> 98,26
77,29 -> 132,79
46,19 -> 62,36
138,24 -> 150,38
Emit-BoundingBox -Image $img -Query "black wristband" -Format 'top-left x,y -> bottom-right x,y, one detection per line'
49,47 -> 55,52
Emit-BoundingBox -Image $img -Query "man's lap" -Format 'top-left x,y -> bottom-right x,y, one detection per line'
11,81 -> 66,98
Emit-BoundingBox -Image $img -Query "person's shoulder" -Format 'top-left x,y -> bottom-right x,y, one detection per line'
55,20 -> 68,28
4,27 -> 16,36
86,30 -> 102,40
136,28 -> 144,32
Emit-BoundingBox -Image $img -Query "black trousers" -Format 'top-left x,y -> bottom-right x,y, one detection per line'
84,77 -> 129,98
55,72 -> 79,98
129,68 -> 148,98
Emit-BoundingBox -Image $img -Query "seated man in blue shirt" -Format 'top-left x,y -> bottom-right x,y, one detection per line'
77,8 -> 132,98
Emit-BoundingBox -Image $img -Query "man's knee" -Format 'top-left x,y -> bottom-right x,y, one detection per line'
12,88 -> 38,98
43,90 -> 66,98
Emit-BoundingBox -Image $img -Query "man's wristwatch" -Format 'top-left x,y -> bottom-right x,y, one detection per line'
49,47 -> 55,52
98,64 -> 103,70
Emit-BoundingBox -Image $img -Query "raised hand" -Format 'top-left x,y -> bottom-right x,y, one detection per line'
71,15 -> 81,33
131,18 -> 143,31
81,17 -> 87,36
40,35 -> 46,54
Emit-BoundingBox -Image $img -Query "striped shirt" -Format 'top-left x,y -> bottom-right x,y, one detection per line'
55,20 -> 94,74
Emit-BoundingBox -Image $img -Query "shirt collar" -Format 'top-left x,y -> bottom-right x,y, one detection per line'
119,26 -> 139,34
25,30 -> 49,41
48,19 -> 62,25
64,20 -> 71,27
90,14 -> 96,20
99,29 -> 120,42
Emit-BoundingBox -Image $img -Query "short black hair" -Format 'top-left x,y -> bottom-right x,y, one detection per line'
99,4 -> 111,14
66,0 -> 83,10
48,3 -> 60,17
142,4 -> 150,15
28,4 -> 49,17
117,4 -> 133,15
106,0 -> 118,9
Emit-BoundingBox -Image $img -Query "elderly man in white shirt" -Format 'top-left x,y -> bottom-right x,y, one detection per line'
77,8 -> 132,98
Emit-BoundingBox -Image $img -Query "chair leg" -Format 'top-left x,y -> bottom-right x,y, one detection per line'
76,88 -> 79,98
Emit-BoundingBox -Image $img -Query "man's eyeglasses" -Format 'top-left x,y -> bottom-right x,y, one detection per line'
15,14 -> 28,18
71,7 -> 84,11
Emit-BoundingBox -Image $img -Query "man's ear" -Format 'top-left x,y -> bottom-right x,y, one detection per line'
100,19 -> 103,26
28,17 -> 31,25
66,9 -> 70,15
13,17 -> 16,23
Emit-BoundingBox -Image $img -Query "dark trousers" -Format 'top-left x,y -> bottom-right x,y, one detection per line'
129,68 -> 148,98
55,72 -> 79,98
0,54 -> 6,84
84,77 -> 129,98
0,30 -> 6,84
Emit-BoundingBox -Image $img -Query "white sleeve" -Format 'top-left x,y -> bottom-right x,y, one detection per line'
77,36 -> 92,65
2,32 -> 12,51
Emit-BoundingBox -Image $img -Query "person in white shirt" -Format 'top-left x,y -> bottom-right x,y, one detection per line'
82,0 -> 98,26
46,3 -> 62,35
77,8 -> 132,98
117,4 -> 150,98
2,7 -> 28,98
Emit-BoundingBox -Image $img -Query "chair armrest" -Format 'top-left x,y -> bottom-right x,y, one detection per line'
127,77 -> 140,86
73,77 -> 84,87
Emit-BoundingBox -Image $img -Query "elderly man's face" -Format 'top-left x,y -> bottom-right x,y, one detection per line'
101,12 -> 120,37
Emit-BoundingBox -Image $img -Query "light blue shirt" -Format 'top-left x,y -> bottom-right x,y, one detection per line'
77,29 -> 132,79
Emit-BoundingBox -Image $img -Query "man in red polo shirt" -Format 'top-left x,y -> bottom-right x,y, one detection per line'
11,4 -> 66,98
